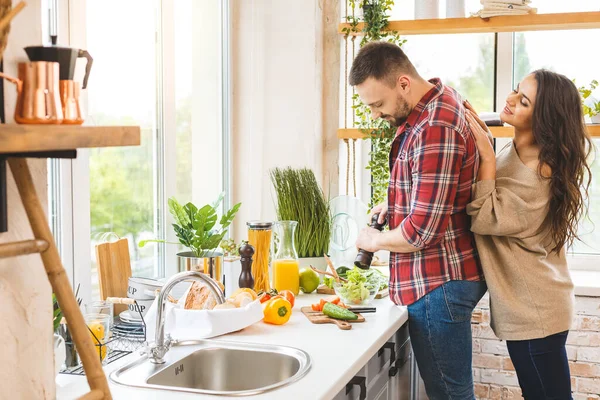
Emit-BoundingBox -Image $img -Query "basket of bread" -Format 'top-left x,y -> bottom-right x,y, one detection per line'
145,281 -> 263,341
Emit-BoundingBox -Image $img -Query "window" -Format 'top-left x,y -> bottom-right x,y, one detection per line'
401,33 -> 495,112
340,0 -> 600,268
512,0 -> 600,256
66,0 -> 229,302
85,0 -> 159,300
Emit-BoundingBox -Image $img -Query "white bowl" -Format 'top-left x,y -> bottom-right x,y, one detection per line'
333,280 -> 380,306
127,277 -> 163,300
126,298 -> 154,319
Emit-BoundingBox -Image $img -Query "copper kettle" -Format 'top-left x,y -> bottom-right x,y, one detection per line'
0,61 -> 64,124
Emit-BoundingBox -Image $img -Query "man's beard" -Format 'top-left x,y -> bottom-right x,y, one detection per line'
382,96 -> 411,127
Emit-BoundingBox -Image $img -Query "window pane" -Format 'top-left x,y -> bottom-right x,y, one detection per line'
512,0 -> 600,255
174,0 -> 223,206
402,33 -> 495,112
387,1 -> 496,112
86,0 -> 159,299
577,139 -> 600,255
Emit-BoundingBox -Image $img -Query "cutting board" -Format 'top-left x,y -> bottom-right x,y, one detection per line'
300,306 -> 365,330
95,238 -> 132,314
316,285 -> 390,299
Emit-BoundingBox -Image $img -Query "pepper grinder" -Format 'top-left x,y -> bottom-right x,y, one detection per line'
354,213 -> 387,269
238,242 -> 255,289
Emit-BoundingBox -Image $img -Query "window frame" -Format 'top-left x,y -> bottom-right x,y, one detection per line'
343,26 -> 600,271
52,0 -> 232,305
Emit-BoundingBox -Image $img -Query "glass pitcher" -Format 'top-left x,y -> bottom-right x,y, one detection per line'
272,220 -> 300,295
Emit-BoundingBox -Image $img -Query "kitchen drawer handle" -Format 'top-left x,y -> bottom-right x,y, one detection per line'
346,376 -> 366,400
378,341 -> 396,365
390,350 -> 411,377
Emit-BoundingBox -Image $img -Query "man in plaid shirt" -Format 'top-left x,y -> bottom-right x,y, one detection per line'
352,42 -> 486,399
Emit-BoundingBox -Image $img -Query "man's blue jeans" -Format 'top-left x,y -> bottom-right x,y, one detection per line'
407,280 -> 487,400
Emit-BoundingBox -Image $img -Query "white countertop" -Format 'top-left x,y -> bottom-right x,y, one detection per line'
56,294 -> 408,400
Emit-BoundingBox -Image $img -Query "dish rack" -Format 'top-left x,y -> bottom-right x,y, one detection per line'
59,304 -> 147,376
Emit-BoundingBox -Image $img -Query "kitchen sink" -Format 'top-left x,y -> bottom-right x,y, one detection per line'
109,340 -> 311,396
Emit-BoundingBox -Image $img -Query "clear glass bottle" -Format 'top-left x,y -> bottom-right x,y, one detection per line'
272,220 -> 300,295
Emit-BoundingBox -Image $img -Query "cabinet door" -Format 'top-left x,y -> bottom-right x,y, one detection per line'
388,338 -> 412,400
373,382 -> 388,400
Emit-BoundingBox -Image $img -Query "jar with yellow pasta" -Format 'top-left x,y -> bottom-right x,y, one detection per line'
246,221 -> 273,293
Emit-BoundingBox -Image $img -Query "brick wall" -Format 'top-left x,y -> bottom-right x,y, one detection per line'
471,294 -> 600,399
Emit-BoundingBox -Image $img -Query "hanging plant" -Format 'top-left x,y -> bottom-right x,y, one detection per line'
342,0 -> 406,209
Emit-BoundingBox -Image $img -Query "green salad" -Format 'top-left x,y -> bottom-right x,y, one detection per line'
324,266 -> 389,305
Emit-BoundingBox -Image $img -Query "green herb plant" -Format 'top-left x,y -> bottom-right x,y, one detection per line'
219,238 -> 240,258
577,80 -> 600,119
53,293 -> 63,332
270,167 -> 331,258
139,193 -> 241,257
342,0 -> 405,209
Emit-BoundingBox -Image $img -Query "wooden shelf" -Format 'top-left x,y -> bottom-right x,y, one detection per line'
0,125 -> 141,154
338,124 -> 600,139
338,11 -> 600,36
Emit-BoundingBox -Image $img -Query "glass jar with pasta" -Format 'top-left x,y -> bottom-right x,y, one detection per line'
246,221 -> 273,293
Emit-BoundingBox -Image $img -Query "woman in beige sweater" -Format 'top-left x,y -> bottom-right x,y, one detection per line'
465,70 -> 592,399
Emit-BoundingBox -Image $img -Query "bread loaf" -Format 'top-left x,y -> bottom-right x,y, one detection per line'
183,280 -> 224,310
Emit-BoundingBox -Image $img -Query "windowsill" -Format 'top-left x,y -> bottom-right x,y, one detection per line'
571,269 -> 600,297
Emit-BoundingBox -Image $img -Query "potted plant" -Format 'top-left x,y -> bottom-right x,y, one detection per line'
52,294 -> 65,376
577,80 -> 600,124
140,193 -> 241,280
270,167 -> 331,270
343,0 -> 405,209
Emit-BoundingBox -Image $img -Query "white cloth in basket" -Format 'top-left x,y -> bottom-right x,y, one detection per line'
144,297 -> 263,341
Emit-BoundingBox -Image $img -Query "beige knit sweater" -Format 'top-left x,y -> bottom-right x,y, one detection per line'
467,141 -> 574,341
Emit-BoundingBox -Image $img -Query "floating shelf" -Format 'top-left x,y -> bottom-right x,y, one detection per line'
338,11 -> 600,36
0,124 -> 141,233
0,125 -> 141,154
337,124 -> 600,139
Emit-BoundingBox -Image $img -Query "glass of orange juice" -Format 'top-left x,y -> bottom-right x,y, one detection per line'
84,313 -> 110,364
272,221 -> 300,295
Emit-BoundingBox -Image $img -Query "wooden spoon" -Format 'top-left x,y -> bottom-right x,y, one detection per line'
310,265 -> 347,283
323,253 -> 342,282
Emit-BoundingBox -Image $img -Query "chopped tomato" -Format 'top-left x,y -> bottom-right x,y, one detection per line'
258,289 -> 278,304
258,292 -> 271,303
322,295 -> 340,305
277,290 -> 295,308
319,298 -> 328,310
311,303 -> 321,312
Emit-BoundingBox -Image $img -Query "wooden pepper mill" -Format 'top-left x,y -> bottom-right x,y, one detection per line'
238,241 -> 255,289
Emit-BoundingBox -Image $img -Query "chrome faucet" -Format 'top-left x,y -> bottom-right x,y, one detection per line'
148,271 -> 225,364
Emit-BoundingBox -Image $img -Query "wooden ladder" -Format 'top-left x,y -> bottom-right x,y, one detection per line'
0,158 -> 111,400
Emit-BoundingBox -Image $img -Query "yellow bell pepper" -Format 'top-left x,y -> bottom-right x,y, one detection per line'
263,297 -> 292,325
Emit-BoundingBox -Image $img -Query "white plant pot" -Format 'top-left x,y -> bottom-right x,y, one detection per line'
415,0 -> 439,19
298,257 -> 328,271
591,114 -> 600,124
53,333 -> 65,377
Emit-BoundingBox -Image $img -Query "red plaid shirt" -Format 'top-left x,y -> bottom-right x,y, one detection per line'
388,78 -> 484,306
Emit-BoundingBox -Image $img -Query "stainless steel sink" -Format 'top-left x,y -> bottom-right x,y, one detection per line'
109,340 -> 311,396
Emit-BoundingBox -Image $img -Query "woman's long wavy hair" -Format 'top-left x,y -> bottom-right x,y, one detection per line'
531,69 -> 593,253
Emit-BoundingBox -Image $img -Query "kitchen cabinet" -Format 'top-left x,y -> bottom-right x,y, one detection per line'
333,322 -> 413,400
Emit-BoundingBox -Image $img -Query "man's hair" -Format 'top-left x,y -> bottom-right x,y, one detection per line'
349,41 -> 419,87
